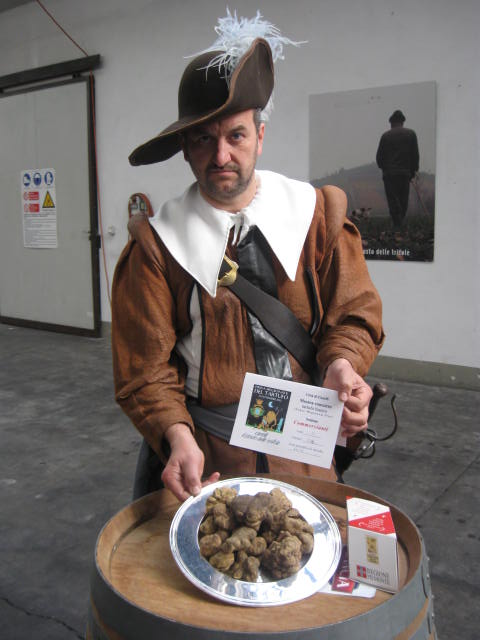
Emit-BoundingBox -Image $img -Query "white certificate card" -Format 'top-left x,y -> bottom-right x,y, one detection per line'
230,373 -> 343,468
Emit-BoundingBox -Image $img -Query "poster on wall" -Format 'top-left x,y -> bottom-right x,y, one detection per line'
309,82 -> 436,262
21,168 -> 58,248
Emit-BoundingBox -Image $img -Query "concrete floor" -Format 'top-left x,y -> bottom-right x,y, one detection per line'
0,323 -> 478,639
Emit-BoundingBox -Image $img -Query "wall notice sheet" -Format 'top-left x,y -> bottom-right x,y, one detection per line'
21,169 -> 57,248
230,373 -> 344,468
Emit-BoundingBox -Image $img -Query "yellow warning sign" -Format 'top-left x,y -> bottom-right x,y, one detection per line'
42,191 -> 55,208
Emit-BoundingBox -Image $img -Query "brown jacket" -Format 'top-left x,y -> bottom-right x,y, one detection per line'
111,186 -> 384,482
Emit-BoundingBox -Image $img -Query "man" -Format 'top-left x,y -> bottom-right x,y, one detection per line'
112,22 -> 384,502
376,109 -> 420,230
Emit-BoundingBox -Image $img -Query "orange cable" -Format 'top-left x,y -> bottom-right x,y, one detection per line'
35,0 -> 111,307
35,0 -> 89,56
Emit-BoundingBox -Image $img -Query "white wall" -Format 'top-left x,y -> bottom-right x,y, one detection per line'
0,0 -> 478,368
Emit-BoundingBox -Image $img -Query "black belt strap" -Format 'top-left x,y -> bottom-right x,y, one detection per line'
219,257 -> 318,376
236,228 -> 292,381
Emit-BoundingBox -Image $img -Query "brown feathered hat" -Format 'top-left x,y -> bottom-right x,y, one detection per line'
129,11 -> 302,166
129,39 -> 273,165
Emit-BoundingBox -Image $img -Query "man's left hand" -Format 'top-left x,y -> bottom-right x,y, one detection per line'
323,358 -> 373,438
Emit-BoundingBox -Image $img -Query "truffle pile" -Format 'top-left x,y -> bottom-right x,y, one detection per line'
198,486 -> 314,581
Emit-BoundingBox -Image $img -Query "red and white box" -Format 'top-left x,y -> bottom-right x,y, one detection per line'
346,496 -> 399,593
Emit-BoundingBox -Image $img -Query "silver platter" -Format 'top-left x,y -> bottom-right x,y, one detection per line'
169,477 -> 342,607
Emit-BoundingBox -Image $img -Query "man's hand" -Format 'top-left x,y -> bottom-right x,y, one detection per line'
161,423 -> 220,502
323,358 -> 373,438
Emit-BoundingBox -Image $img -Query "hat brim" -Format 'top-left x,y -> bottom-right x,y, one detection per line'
129,38 -> 274,166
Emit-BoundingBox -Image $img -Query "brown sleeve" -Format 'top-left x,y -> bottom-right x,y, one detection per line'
315,186 -> 385,377
111,239 -> 193,461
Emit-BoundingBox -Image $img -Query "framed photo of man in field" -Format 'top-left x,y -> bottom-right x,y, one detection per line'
309,81 -> 436,262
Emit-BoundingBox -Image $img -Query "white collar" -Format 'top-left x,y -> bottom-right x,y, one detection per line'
149,170 -> 316,297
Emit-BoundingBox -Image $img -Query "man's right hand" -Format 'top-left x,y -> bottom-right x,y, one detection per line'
161,422 -> 220,502
323,358 -> 372,438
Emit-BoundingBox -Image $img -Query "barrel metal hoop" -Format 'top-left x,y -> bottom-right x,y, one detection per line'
421,545 -> 432,598
408,614 -> 431,640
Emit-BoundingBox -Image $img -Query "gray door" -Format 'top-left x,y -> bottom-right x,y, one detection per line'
0,77 -> 100,335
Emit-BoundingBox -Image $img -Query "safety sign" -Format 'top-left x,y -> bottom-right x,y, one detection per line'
21,168 -> 58,248
42,191 -> 55,209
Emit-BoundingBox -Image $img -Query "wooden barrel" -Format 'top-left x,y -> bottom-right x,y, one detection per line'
87,474 -> 436,640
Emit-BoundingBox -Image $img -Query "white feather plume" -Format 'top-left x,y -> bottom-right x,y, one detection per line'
188,9 -> 305,83
186,10 -> 305,121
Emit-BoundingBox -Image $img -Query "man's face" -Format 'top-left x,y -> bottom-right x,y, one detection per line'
182,109 -> 265,211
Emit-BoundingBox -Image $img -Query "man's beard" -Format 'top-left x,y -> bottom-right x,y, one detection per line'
202,163 -> 255,204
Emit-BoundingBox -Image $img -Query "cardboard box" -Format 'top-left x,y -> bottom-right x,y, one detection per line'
347,496 -> 399,592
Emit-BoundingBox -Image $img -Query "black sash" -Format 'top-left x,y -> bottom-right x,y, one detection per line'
236,227 -> 294,379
